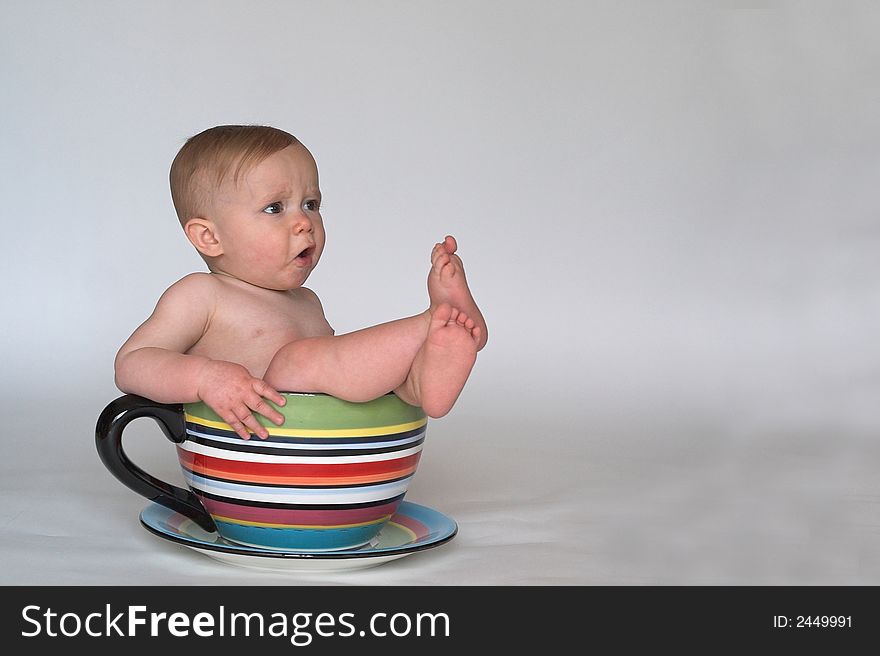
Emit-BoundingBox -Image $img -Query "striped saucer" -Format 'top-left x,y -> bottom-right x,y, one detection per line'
139,501 -> 457,572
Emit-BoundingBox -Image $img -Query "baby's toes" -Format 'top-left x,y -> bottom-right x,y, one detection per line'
440,258 -> 460,281
431,302 -> 454,325
432,250 -> 450,273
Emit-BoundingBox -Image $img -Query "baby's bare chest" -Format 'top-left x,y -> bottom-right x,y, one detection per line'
189,288 -> 332,375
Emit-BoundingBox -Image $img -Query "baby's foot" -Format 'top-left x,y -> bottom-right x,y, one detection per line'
413,303 -> 480,418
427,236 -> 488,350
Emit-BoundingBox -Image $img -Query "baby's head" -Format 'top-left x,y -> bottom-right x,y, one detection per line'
170,125 -> 325,290
170,125 -> 299,228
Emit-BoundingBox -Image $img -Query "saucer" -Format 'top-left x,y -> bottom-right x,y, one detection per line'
139,501 -> 457,572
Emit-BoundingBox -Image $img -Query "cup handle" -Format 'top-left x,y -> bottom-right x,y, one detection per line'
95,394 -> 216,532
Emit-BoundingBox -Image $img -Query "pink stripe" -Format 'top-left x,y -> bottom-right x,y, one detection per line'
390,513 -> 430,540
197,495 -> 402,527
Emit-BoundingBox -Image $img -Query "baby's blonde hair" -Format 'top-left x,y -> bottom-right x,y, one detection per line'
169,125 -> 298,226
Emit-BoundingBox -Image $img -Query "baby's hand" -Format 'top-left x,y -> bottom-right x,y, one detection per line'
196,360 -> 286,440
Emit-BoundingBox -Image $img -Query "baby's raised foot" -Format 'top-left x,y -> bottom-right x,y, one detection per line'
413,303 -> 480,418
427,236 -> 488,350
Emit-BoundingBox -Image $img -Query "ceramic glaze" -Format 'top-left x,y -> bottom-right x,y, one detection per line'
139,500 -> 457,572
181,394 -> 426,550
96,392 -> 427,552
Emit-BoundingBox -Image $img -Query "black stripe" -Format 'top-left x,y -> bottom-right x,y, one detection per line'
185,434 -> 425,457
185,422 -> 426,445
182,466 -> 415,490
193,489 -> 406,511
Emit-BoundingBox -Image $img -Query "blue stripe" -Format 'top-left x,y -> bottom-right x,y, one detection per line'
214,521 -> 384,551
184,470 -> 413,499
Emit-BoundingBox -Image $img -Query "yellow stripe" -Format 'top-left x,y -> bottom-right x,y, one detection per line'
185,413 -> 427,438
212,514 -> 392,530
388,521 -> 418,542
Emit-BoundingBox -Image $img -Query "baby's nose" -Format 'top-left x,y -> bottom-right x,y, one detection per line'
292,214 -> 313,233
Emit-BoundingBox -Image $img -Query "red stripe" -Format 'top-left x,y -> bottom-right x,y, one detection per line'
197,495 -> 403,527
177,449 -> 421,485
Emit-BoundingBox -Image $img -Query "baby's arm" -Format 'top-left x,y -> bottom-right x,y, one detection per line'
114,274 -> 285,439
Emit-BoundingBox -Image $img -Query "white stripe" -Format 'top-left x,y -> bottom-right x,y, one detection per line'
184,471 -> 413,504
179,441 -> 423,464
185,427 -> 425,451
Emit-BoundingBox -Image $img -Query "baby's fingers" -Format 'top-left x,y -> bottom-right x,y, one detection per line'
220,410 -> 259,441
238,407 -> 270,440
251,397 -> 285,430
252,380 -> 287,425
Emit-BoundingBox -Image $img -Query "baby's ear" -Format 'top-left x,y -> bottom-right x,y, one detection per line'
184,218 -> 223,257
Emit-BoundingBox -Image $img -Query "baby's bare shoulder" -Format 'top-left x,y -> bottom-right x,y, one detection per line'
153,272 -> 220,315
161,272 -> 221,297
168,271 -> 217,290
297,286 -> 323,305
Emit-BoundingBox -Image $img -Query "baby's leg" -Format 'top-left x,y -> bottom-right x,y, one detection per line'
427,236 -> 488,350
395,303 -> 480,418
263,312 -> 430,401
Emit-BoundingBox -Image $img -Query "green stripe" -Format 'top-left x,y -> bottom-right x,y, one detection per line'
185,393 -> 425,430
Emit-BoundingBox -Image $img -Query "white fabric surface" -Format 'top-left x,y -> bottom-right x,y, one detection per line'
2,389 -> 878,585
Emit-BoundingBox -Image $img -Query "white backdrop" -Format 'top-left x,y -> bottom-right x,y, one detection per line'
1,0 -> 879,584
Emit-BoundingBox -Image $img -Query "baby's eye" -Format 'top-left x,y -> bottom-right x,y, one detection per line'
303,199 -> 321,212
262,202 -> 284,215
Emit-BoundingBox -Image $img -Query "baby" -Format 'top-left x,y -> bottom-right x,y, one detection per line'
114,125 -> 487,440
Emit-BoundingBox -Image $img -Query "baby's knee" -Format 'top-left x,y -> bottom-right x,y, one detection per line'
264,339 -> 313,383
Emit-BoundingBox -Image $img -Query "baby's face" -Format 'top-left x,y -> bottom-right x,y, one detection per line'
209,143 -> 325,291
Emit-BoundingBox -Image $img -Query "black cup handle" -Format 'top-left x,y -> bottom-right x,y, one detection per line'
95,394 -> 216,532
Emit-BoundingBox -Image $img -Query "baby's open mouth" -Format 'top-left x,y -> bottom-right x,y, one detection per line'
294,246 -> 314,262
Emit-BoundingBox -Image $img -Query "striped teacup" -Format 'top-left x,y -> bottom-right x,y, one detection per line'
96,393 -> 427,551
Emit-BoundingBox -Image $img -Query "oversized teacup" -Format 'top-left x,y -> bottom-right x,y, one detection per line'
96,393 -> 427,551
